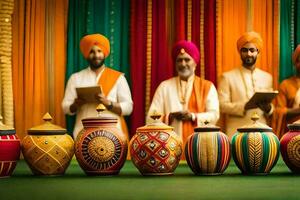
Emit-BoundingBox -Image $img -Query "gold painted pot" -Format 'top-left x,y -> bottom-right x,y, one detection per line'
22,113 -> 74,175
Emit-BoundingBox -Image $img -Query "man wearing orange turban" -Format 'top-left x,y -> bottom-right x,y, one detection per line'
62,34 -> 133,140
147,40 -> 219,159
272,44 -> 300,138
218,31 -> 274,139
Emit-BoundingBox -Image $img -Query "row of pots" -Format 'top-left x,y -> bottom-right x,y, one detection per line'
1,107 -> 300,178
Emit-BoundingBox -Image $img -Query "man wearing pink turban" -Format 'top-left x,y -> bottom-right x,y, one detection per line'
62,34 -> 133,139
147,40 -> 219,158
272,44 -> 300,138
218,31 -> 274,139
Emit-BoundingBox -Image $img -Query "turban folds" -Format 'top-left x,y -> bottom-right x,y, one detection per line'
236,31 -> 263,52
172,40 -> 200,64
292,44 -> 300,64
80,34 -> 110,59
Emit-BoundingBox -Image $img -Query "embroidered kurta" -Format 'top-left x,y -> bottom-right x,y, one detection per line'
62,67 -> 133,139
147,75 -> 219,148
218,67 -> 273,139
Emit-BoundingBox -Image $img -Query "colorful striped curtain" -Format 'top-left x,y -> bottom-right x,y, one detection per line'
130,0 -> 217,135
12,0 -> 68,139
66,0 -> 130,134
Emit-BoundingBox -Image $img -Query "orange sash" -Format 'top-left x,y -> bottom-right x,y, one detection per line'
97,67 -> 129,140
182,76 -> 212,158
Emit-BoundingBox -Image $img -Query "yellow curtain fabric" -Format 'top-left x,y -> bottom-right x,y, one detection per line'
12,0 -> 68,139
0,0 -> 14,126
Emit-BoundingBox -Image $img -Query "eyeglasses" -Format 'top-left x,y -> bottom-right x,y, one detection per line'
240,48 -> 258,53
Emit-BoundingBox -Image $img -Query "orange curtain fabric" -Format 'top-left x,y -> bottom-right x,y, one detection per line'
252,0 -> 279,89
12,0 -> 68,140
216,0 -> 247,77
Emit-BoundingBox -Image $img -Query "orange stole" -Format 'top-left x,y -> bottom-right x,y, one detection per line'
97,67 -> 129,140
182,76 -> 212,151
272,77 -> 300,139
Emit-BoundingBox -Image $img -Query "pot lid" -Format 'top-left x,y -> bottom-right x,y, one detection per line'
237,113 -> 273,132
0,115 -> 14,131
82,104 -> 118,122
28,113 -> 66,134
287,119 -> 300,131
194,120 -> 220,132
137,111 -> 173,131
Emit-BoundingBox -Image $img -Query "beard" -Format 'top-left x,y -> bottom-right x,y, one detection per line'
242,56 -> 257,67
89,58 -> 105,70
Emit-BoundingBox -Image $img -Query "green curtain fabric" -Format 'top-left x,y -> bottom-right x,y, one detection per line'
279,0 -> 300,82
66,0 -> 130,134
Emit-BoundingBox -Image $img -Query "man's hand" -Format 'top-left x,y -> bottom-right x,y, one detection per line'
70,97 -> 86,113
257,101 -> 272,114
169,111 -> 192,122
96,93 -> 110,108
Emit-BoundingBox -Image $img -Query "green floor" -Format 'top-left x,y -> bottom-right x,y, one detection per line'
1,158 -> 300,200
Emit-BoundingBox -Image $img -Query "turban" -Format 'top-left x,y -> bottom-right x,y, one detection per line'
292,44 -> 300,64
80,34 -> 110,59
172,40 -> 200,64
236,31 -> 263,52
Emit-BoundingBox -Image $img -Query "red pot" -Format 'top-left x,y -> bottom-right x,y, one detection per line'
0,116 -> 20,178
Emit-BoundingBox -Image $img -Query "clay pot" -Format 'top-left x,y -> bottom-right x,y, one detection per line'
185,122 -> 231,175
22,113 -> 74,175
231,113 -> 280,175
130,113 -> 182,175
280,119 -> 300,173
75,105 -> 128,175
0,115 -> 20,178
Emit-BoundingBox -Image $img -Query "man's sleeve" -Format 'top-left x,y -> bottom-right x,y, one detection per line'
117,75 -> 133,116
61,75 -> 77,115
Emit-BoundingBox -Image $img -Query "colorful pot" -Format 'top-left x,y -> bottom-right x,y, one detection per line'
231,113 -> 280,175
75,105 -> 128,175
130,113 -> 182,175
0,115 -> 20,178
280,119 -> 300,173
22,113 -> 74,175
185,122 -> 231,175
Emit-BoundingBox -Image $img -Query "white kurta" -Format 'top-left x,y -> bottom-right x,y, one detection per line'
147,76 -> 219,140
62,67 -> 133,139
218,66 -> 273,139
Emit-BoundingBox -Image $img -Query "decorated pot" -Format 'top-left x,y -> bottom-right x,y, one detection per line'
231,113 -> 280,175
130,113 -> 182,175
75,104 -> 128,175
22,113 -> 74,175
280,119 -> 300,173
185,122 -> 231,175
0,115 -> 20,178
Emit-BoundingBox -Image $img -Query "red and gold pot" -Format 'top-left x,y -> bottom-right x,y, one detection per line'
22,113 -> 74,175
75,104 -> 128,175
130,113 -> 182,175
280,119 -> 300,173
0,115 -> 20,178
